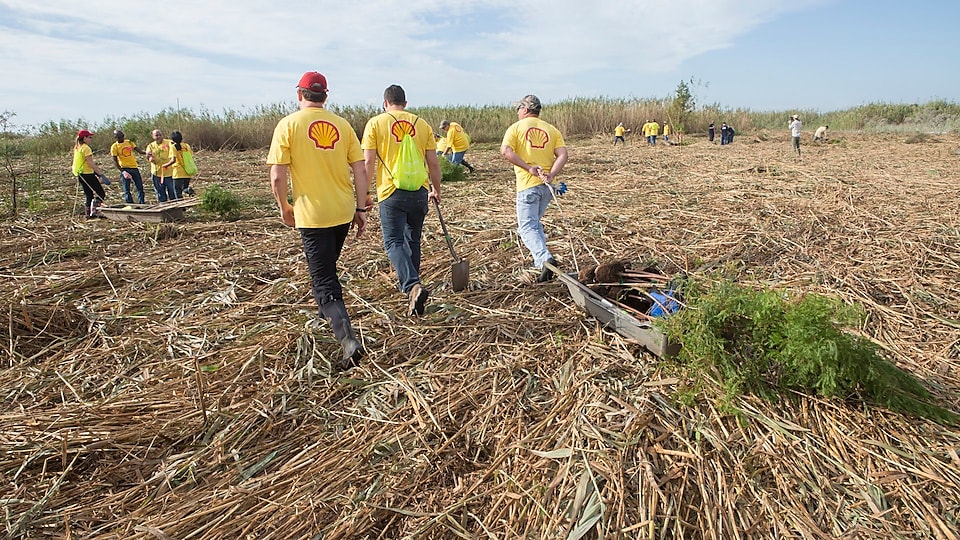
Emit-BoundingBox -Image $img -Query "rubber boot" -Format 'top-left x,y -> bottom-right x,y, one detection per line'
320,299 -> 364,370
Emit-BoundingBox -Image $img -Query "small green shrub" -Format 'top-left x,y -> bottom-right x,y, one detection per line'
661,279 -> 958,424
905,132 -> 937,144
200,184 -> 242,220
439,156 -> 468,183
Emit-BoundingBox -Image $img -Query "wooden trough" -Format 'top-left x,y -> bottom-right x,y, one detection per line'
545,261 -> 680,358
99,199 -> 200,223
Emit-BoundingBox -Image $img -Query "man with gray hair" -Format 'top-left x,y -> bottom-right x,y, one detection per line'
500,94 -> 569,283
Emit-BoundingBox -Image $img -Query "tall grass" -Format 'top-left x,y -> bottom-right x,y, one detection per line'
13,98 -> 960,157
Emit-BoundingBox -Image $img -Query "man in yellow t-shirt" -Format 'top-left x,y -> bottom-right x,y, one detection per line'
267,71 -> 370,370
613,122 -> 629,145
662,122 -> 671,144
642,120 -> 655,146
110,129 -> 146,204
145,130 -> 177,202
362,84 -> 442,317
438,120 -> 475,173
501,94 -> 568,283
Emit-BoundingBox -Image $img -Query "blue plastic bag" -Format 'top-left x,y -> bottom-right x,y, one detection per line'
647,287 -> 680,317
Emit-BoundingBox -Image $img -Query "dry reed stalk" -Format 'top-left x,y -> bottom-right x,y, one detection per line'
1,134 -> 958,538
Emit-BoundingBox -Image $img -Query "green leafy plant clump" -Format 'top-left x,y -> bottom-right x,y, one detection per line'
200,184 -> 242,220
661,280 -> 958,425
438,157 -> 468,183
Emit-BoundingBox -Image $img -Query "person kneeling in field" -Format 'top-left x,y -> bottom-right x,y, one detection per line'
814,125 -> 829,142
439,119 -> 475,173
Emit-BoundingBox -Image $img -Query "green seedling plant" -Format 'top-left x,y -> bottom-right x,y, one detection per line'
200,184 -> 242,220
438,156 -> 467,183
661,279 -> 958,425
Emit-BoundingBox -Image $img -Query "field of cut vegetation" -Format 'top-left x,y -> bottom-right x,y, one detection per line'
2,131 -> 959,539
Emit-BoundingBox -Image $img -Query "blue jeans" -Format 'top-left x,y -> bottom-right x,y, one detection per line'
379,187 -> 429,293
446,151 -> 467,166
121,167 -> 145,204
516,183 -> 554,268
153,174 -> 178,202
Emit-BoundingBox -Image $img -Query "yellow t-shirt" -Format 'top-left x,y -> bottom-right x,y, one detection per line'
361,111 -> 435,202
267,107 -> 363,229
110,139 -> 139,168
445,122 -> 470,152
642,122 -> 651,136
615,125 -> 626,137
146,139 -> 173,177
169,142 -> 193,179
74,144 -> 93,174
663,124 -> 671,136
501,117 -> 567,192
435,136 -> 448,153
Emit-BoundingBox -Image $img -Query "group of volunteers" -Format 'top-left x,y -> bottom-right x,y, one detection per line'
267,71 -> 567,371
71,128 -> 197,218
612,120 -> 677,146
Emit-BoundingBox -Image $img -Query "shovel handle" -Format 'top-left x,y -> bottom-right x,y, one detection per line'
433,199 -> 461,262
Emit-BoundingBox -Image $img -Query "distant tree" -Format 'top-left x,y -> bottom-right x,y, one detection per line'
669,80 -> 695,135
0,110 -> 15,135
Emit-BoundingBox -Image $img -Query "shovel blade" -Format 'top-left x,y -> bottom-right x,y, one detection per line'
451,259 -> 470,291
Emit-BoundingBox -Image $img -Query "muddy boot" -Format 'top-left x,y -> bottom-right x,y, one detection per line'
320,299 -> 364,371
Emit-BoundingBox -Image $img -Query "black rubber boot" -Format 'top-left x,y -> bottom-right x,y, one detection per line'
320,299 -> 364,370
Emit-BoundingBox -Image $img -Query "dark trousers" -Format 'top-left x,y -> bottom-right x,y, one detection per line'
78,174 -> 106,215
121,167 -> 145,204
174,177 -> 191,199
300,224 -> 351,309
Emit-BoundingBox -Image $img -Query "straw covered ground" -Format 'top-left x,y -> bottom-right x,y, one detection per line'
2,132 -> 960,539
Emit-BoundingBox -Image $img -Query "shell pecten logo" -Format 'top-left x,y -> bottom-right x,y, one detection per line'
308,120 -> 340,149
525,127 -> 549,149
121,147 -> 133,157
391,120 -> 416,142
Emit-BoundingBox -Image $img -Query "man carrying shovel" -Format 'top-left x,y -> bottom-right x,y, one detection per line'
500,94 -> 569,283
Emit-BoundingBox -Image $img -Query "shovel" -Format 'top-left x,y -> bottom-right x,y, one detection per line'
433,199 -> 469,291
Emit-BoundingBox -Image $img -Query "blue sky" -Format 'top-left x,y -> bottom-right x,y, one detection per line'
1,0 -> 958,129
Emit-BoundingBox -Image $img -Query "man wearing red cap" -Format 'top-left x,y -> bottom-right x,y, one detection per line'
267,71 -> 371,371
361,84 -> 442,317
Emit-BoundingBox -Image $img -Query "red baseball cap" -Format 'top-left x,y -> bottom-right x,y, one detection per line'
77,129 -> 95,138
297,71 -> 327,91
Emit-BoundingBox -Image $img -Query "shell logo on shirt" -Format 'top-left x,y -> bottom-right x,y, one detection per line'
308,120 -> 340,149
524,127 -> 549,149
390,120 -> 416,142
121,146 -> 133,157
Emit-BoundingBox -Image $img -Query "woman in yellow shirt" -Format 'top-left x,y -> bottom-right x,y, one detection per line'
72,129 -> 110,218
165,131 -> 196,199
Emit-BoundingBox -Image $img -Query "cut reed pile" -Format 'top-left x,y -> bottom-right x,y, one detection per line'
2,132 -> 959,539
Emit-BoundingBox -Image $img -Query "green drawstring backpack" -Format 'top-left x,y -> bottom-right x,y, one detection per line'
181,149 -> 198,176
381,114 -> 428,191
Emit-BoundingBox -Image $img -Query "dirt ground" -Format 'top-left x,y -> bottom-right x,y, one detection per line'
2,132 -> 959,538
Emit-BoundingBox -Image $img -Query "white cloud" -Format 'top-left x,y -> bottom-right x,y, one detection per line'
0,0 -> 826,128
